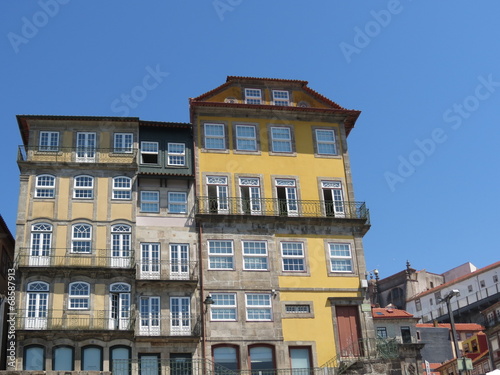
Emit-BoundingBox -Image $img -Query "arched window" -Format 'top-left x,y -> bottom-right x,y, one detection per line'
53,346 -> 74,371
68,282 -> 90,310
111,225 -> 131,268
72,224 -> 92,253
113,176 -> 132,200
249,345 -> 274,372
26,281 -> 49,329
111,346 -> 131,375
73,175 -> 94,199
35,174 -> 55,198
109,283 -> 131,330
213,345 -> 239,372
82,346 -> 102,371
30,223 -> 52,266
24,345 -> 45,370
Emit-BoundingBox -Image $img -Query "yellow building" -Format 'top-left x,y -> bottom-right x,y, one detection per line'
190,76 -> 373,371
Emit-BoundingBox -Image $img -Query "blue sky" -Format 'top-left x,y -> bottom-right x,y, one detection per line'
1,1 -> 498,278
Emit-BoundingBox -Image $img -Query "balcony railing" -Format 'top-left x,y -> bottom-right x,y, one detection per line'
16,248 -> 135,269
18,145 -> 137,164
137,313 -> 201,337
111,358 -> 328,375
196,197 -> 369,221
136,260 -> 198,281
16,309 -> 134,331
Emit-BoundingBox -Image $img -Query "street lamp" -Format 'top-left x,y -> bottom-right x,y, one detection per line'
440,289 -> 463,375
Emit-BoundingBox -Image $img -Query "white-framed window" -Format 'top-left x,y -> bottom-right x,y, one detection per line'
321,181 -> 344,217
30,223 -> 52,266
281,242 -> 305,272
208,240 -> 233,270
111,225 -> 131,267
329,243 -> 353,272
73,175 -> 94,199
140,296 -> 160,335
377,327 -> 388,338
239,177 -> 261,214
235,125 -> 257,151
315,129 -> 337,155
140,191 -> 159,213
211,293 -> 237,321
114,133 -> 133,153
167,143 -> 186,166
204,124 -> 225,150
168,192 -> 187,213
35,174 -> 55,198
245,88 -> 262,104
68,282 -> 90,309
243,241 -> 268,270
140,243 -> 160,279
276,179 -> 298,216
246,294 -> 272,321
270,127 -> 292,153
207,176 -> 229,213
39,131 -> 59,151
72,224 -> 92,253
272,90 -> 289,106
112,176 -> 132,200
26,281 -> 49,330
76,132 -> 96,163
140,142 -> 159,164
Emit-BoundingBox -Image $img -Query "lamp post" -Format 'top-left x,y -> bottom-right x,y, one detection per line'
441,290 -> 463,375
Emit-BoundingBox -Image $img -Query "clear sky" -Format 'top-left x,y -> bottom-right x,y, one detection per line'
1,1 -> 498,278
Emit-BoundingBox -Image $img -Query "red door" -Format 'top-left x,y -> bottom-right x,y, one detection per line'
336,306 -> 362,357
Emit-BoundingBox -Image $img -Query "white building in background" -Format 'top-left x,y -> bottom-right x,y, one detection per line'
406,261 -> 500,323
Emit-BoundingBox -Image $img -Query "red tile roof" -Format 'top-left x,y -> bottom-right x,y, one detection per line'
372,307 -> 415,318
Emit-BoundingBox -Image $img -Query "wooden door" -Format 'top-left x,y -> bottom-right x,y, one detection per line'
336,306 -> 362,357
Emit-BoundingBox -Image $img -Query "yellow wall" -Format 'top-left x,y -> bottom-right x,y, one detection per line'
196,116 -> 346,201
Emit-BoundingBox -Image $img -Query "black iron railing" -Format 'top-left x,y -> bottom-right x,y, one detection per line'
16,248 -> 135,269
196,196 -> 369,222
18,145 -> 137,164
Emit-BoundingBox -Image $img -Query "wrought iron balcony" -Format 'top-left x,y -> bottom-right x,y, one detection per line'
136,313 -> 201,337
195,196 -> 370,221
16,248 -> 135,269
136,260 -> 198,281
16,309 -> 134,331
18,145 -> 137,164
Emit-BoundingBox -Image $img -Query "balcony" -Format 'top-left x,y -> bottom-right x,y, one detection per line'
16,309 -> 134,331
16,248 -> 135,269
195,197 -> 370,222
136,260 -> 198,281
17,145 -> 137,165
137,313 -> 201,337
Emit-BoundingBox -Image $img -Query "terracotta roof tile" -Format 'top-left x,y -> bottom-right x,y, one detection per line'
372,307 -> 415,318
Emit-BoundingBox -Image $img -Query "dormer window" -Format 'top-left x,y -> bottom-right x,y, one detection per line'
272,90 -> 289,106
245,89 -> 262,104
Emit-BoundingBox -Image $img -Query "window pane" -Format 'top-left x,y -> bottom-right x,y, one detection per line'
140,355 -> 159,375
112,347 -> 130,375
290,348 -> 310,374
54,347 -> 73,371
250,347 -> 273,371
82,347 -> 102,371
25,346 -> 44,370
214,347 -> 238,372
